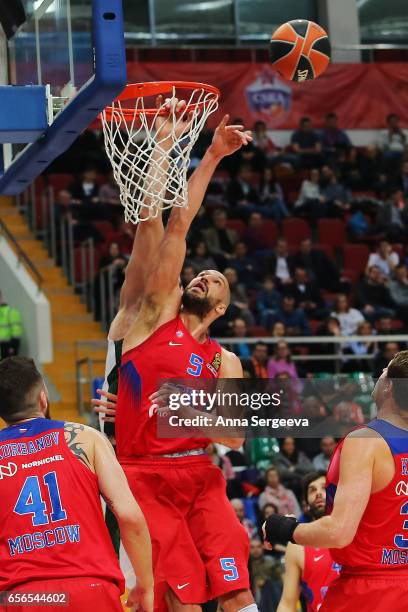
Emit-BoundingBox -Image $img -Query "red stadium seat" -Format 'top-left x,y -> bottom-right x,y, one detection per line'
92,221 -> 115,243
48,174 -> 73,194
248,325 -> 268,337
318,219 -> 346,248
342,268 -> 361,286
282,218 -> 311,245
260,220 -> 278,247
314,243 -> 335,261
343,244 -> 370,273
226,219 -> 246,238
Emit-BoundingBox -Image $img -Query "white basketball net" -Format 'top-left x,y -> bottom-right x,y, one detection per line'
101,84 -> 219,224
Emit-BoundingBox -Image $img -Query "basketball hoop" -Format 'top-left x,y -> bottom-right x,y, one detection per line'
101,81 -> 220,224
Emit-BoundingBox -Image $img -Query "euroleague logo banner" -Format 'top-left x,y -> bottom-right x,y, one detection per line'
245,66 -> 292,127
128,61 -> 408,129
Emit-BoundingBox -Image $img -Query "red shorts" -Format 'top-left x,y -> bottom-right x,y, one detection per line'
321,573 -> 408,611
0,577 -> 123,612
121,454 -> 250,612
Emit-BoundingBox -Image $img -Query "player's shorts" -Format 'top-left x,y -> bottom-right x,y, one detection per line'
1,577 -> 123,612
121,453 -> 250,612
320,572 -> 408,611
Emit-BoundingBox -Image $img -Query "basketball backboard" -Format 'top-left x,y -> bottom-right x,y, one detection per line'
0,0 -> 127,194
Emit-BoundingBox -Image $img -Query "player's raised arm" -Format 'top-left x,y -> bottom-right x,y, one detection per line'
212,348 -> 246,449
141,115 -> 252,305
277,543 -> 302,612
91,428 -> 154,611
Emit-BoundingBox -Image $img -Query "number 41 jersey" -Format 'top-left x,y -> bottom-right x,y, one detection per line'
0,418 -> 124,591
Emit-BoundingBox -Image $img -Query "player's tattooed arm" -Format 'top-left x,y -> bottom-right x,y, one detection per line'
64,423 -> 92,469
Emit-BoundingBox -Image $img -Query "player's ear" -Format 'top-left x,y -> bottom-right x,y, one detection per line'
39,388 -> 48,415
215,302 -> 227,315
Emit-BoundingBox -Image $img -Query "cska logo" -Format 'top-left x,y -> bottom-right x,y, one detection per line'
0,462 -> 17,479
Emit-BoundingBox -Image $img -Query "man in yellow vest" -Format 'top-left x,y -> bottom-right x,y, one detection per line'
0,291 -> 23,360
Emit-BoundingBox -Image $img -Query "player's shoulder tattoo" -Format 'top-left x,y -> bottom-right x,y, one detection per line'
64,422 -> 92,469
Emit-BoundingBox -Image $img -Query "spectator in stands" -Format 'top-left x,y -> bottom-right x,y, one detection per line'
258,467 -> 301,517
330,400 -> 365,438
258,167 -> 289,222
367,240 -> 399,277
202,209 -> 238,267
229,241 -> 257,287
388,264 -> 408,325
357,145 -> 384,190
99,242 -> 127,271
314,316 -> 342,372
375,315 -> 401,354
355,265 -> 395,321
98,170 -> 120,205
0,292 -> 23,360
252,121 -> 279,161
312,436 -> 336,471
263,238 -> 292,286
320,112 -> 351,160
181,264 -> 196,287
224,268 -> 255,325
331,294 -> 365,335
373,341 -> 401,378
243,212 -> 273,256
207,443 -> 235,481
290,117 -> 322,168
242,342 -> 269,379
267,341 -> 300,381
249,538 -> 283,612
292,238 -> 343,292
343,320 -> 377,371
260,503 -> 279,523
396,160 -> 408,197
256,275 -> 281,326
282,266 -> 326,320
376,189 -> 408,241
69,166 -> 99,205
186,240 -> 217,273
294,168 -> 327,220
268,295 -> 310,336
380,113 -> 407,163
231,318 -> 252,359
271,321 -> 286,338
226,164 -> 260,217
230,499 -> 258,539
320,165 -> 351,216
273,437 -> 314,500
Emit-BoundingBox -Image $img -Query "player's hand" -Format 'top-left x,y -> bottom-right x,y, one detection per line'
126,584 -> 154,612
209,114 -> 253,159
92,389 -> 117,423
148,382 -> 184,418
154,95 -> 194,145
262,514 -> 299,547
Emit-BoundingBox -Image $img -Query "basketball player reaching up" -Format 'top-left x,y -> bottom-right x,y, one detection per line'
264,350 -> 408,611
0,356 -> 153,612
277,472 -> 340,612
113,107 -> 258,612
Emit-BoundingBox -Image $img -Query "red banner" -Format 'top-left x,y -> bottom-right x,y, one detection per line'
127,62 -> 408,130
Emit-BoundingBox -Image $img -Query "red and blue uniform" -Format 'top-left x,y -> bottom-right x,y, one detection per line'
301,547 -> 340,611
0,417 -> 124,611
116,316 -> 250,611
322,418 -> 408,610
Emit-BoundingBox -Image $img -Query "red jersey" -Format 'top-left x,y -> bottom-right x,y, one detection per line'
116,316 -> 222,457
301,547 -> 341,611
0,418 -> 124,591
326,418 -> 408,574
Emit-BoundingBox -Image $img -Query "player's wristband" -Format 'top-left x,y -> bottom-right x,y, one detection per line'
264,514 -> 299,546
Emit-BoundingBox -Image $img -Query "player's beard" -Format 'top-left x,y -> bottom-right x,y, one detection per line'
309,503 -> 326,520
182,289 -> 214,319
